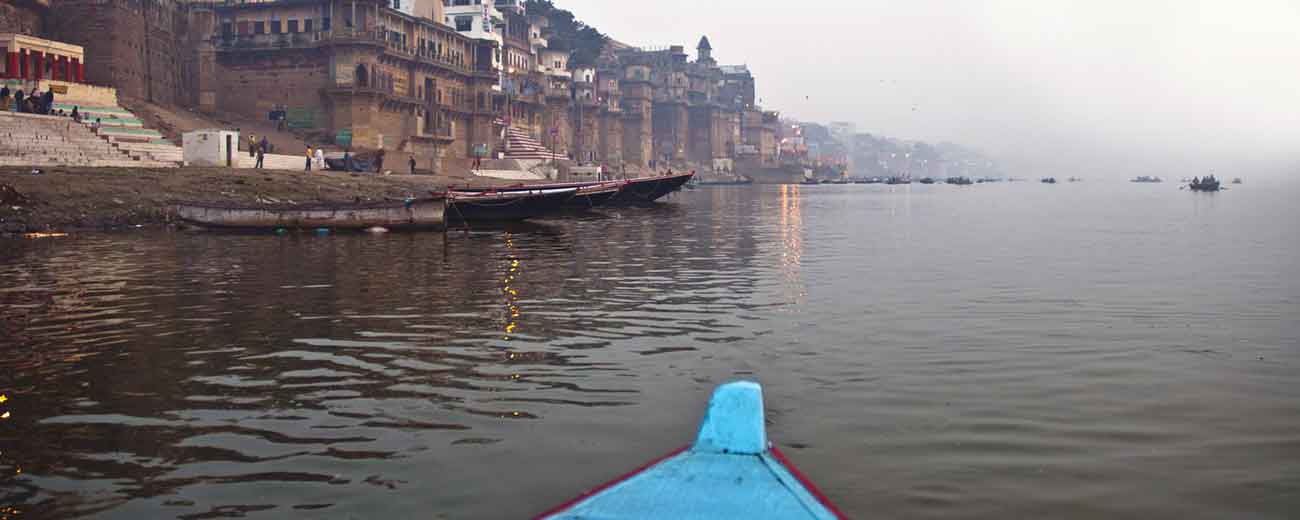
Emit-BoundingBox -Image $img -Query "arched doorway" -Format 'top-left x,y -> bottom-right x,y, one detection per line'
354,64 -> 368,87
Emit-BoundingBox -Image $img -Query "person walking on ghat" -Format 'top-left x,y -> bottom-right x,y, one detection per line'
409,155 -> 416,175
314,146 -> 325,171
374,148 -> 385,174
304,145 -> 313,172
259,136 -> 270,155
0,86 -> 9,112
255,145 -> 265,169
248,134 -> 257,158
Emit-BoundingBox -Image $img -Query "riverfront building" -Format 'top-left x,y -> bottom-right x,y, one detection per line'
1,0 -> 780,174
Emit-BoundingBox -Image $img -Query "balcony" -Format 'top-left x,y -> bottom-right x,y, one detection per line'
213,31 -> 325,51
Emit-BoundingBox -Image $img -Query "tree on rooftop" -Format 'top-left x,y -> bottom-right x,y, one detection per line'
525,0 -> 608,66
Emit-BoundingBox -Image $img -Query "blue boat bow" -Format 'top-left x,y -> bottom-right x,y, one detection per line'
537,381 -> 845,519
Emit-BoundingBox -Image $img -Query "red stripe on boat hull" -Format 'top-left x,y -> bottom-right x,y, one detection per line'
769,446 -> 848,519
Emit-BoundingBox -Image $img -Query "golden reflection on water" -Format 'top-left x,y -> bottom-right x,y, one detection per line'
779,185 -> 806,308
502,233 -> 521,340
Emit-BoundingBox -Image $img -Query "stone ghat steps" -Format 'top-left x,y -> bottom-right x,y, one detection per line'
503,127 -> 566,161
0,112 -> 179,168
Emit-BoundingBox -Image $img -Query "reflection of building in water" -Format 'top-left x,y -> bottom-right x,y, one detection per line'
778,184 -> 806,307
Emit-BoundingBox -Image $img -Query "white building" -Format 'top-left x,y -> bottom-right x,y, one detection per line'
392,0 -> 444,23
182,129 -> 240,167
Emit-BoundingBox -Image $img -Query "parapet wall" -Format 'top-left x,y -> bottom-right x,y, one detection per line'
1,78 -> 117,107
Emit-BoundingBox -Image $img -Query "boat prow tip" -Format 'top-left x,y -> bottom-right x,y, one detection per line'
693,380 -> 767,455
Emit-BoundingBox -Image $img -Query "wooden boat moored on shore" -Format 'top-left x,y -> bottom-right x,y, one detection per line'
536,381 -> 846,520
603,171 -> 695,206
563,182 -> 625,208
447,188 -> 578,222
176,198 -> 446,231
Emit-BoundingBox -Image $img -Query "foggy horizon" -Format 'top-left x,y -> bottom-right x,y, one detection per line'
560,0 -> 1300,178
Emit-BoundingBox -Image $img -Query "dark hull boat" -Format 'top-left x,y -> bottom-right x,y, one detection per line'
447,188 -> 578,222
536,381 -> 846,520
604,172 -> 695,206
176,198 -> 446,231
562,182 -> 624,209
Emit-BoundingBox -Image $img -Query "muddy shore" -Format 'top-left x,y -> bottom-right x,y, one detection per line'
0,166 -> 523,234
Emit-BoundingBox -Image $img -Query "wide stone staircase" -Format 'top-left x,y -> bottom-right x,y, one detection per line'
52,102 -> 184,165
0,111 -> 177,168
503,127 -> 566,161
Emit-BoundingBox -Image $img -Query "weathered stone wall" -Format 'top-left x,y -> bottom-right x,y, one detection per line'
0,1 -> 44,36
212,49 -> 332,129
47,0 -> 187,105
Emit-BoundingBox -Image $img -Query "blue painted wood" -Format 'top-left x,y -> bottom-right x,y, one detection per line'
541,381 -> 839,520
693,380 -> 767,455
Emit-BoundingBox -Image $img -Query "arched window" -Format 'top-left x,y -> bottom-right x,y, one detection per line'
355,64 -> 369,87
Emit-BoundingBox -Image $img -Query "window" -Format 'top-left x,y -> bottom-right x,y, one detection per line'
270,20 -> 281,34
287,20 -> 298,33
393,0 -> 401,9
455,16 -> 473,32
253,21 -> 265,34
304,19 -> 313,32
221,22 -> 233,38
321,17 -> 331,31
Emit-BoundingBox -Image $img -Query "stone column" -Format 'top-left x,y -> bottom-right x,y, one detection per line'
50,55 -> 60,81
75,59 -> 84,83
63,56 -> 73,82
5,51 -> 17,79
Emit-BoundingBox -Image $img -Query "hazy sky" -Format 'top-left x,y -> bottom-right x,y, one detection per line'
559,0 -> 1300,176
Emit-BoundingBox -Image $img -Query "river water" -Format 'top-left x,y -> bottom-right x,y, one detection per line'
1,180 -> 1298,519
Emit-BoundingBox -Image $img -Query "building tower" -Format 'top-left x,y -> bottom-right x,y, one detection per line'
697,36 -> 714,65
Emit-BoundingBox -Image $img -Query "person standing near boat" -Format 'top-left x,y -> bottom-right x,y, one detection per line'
374,148 -> 385,174
314,147 -> 325,171
304,145 -> 313,172
255,145 -> 265,169
409,155 -> 416,175
248,134 -> 257,158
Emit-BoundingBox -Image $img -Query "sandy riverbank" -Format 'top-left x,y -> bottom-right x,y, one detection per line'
0,166 -> 521,234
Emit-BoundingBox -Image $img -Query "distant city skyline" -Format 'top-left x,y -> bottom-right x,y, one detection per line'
559,0 -> 1300,177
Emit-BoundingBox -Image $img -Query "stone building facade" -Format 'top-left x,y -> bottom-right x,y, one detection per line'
12,0 -> 779,174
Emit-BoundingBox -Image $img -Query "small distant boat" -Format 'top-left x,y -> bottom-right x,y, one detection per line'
1067,177 -> 1083,182
447,188 -> 577,222
535,381 -> 846,520
176,198 -> 446,231
1131,176 -> 1163,183
1232,178 -> 1243,184
945,176 -> 973,185
886,176 -> 911,185
695,175 -> 754,186
1188,175 -> 1221,192
918,177 -> 935,184
1041,177 -> 1057,184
